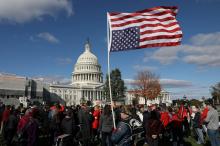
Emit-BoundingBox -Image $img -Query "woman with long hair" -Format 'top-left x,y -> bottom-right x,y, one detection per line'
98,105 -> 113,146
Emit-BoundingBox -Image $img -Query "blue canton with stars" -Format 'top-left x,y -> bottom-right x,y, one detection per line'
110,26 -> 140,52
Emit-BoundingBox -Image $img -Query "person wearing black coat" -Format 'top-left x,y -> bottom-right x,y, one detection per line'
59,108 -> 77,146
61,109 -> 76,135
192,106 -> 204,145
5,109 -> 18,146
77,104 -> 92,146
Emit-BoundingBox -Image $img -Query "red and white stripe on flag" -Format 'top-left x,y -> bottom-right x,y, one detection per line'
108,6 -> 182,52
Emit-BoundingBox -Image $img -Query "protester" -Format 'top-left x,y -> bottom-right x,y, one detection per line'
92,105 -> 101,142
48,103 -> 62,145
160,105 -> 171,145
142,105 -> 151,144
2,99 -> 220,146
60,108 -> 76,146
204,101 -> 220,146
171,107 -> 184,146
1,105 -> 11,136
201,104 -> 209,133
192,106 -> 204,145
145,110 -> 163,146
77,103 -> 92,146
61,108 -> 76,135
16,107 -> 39,146
111,105 -> 133,146
99,105 -> 113,146
136,106 -> 144,122
0,103 -> 5,132
4,109 -> 18,146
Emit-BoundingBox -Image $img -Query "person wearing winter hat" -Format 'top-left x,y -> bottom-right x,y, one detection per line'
111,105 -> 133,146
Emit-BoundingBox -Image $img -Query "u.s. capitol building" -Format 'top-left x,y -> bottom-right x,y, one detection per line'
0,41 -> 104,106
50,41 -> 104,105
0,41 -> 172,107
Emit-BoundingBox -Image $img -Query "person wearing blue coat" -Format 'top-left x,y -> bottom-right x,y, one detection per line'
111,106 -> 133,146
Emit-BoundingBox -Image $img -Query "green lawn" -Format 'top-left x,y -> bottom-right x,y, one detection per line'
184,136 -> 211,146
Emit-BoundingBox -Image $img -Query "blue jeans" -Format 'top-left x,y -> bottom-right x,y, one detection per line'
207,129 -> 220,146
195,128 -> 205,144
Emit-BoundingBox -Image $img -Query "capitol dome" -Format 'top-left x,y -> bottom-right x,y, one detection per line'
72,41 -> 103,85
76,43 -> 98,65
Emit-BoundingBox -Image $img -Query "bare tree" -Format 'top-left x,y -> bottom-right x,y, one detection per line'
132,70 -> 161,105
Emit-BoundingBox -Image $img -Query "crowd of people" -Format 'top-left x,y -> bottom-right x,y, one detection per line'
0,100 -> 219,146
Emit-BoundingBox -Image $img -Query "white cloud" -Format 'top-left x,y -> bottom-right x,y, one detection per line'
124,78 -> 210,99
146,32 -> 220,67
160,79 -> 192,88
183,54 -> 220,66
144,46 -> 180,65
34,75 -> 71,85
190,32 -> 220,46
56,57 -> 72,65
0,0 -> 73,23
124,79 -> 135,85
133,65 -> 158,71
181,45 -> 220,66
37,32 -> 59,43
170,86 -> 211,99
124,78 -> 192,89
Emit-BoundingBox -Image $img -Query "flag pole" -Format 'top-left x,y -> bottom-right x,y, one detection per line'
107,13 -> 116,129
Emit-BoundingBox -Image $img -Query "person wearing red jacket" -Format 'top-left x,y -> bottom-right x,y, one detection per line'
92,105 -> 101,141
160,107 -> 171,146
200,106 -> 209,134
0,105 -> 11,135
160,111 -> 170,128
201,106 -> 209,123
171,107 -> 184,146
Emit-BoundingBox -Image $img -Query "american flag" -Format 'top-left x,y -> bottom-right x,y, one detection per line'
108,6 -> 182,52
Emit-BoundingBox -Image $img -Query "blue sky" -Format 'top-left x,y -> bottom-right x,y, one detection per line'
0,0 -> 220,100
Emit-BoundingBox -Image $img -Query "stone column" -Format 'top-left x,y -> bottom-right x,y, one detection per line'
85,90 -> 87,99
95,91 -> 97,100
87,91 -> 89,100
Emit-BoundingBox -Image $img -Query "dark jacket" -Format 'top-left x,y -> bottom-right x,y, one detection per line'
61,116 -> 76,135
193,112 -> 201,128
26,118 -> 39,146
111,119 -> 132,146
99,114 -> 113,133
145,119 -> 162,138
143,111 -> 151,133
77,107 -> 91,139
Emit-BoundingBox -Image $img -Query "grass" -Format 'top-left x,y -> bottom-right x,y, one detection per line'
184,135 -> 211,146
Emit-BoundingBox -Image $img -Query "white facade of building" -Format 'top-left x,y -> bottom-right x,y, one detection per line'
50,41 -> 104,106
125,90 -> 172,106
